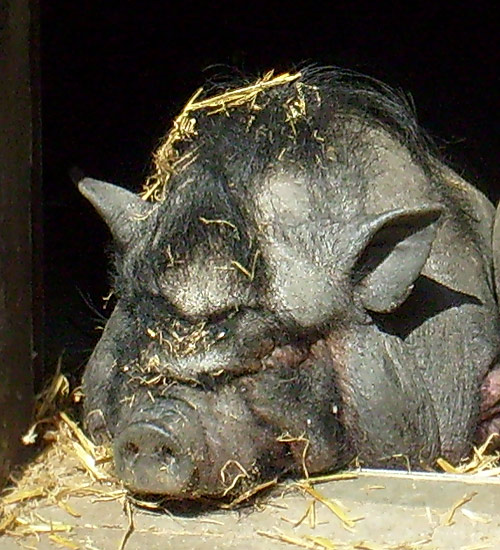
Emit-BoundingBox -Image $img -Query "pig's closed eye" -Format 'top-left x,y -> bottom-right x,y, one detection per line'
205,307 -> 239,326
150,294 -> 186,320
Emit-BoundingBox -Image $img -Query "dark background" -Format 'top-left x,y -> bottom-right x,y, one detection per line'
40,3 -> 499,372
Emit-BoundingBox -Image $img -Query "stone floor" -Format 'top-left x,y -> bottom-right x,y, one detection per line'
2,469 -> 500,549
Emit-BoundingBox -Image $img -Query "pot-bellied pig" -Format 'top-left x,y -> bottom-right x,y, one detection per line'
78,68 -> 500,499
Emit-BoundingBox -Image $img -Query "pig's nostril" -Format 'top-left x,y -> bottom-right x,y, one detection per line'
157,445 -> 175,465
113,421 -> 195,496
123,441 -> 140,459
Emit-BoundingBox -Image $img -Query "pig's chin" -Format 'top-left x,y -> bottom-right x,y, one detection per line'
109,337 -> 345,499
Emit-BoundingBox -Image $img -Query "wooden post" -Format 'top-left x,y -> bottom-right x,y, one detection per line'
0,0 -> 41,487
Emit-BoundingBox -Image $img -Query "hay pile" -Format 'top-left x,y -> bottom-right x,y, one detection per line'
0,362 -> 124,546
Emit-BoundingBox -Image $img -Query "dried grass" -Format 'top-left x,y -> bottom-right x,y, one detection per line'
296,483 -> 359,531
258,529 -> 431,550
141,71 -> 301,202
436,433 -> 500,476
123,318 -> 227,390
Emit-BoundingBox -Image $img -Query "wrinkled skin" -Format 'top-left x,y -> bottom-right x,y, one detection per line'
79,69 -> 500,499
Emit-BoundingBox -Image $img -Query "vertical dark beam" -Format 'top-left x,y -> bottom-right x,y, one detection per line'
30,0 -> 44,389
0,0 -> 41,486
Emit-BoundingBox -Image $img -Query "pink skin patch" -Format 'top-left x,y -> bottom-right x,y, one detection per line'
476,366 -> 500,446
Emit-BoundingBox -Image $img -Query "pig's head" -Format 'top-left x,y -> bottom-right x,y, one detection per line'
78,69 -> 445,499
79,172 -> 440,499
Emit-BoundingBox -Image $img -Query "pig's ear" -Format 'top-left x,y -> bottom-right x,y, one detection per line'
78,178 -> 153,246
348,206 -> 443,313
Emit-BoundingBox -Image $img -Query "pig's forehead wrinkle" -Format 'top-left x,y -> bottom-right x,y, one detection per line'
153,172 -> 252,255
253,171 -> 314,226
157,217 -> 254,276
257,229 -> 341,326
159,248 -> 255,319
115,207 -> 257,313
249,160 -> 368,232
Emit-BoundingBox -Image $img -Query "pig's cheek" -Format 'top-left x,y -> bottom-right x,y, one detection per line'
243,391 -> 342,475
475,364 -> 500,448
193,386 -> 290,496
84,407 -> 112,444
82,364 -> 123,445
238,374 -> 305,466
239,349 -> 348,475
479,365 -> 500,414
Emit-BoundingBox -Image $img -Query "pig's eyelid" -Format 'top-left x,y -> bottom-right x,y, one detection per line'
121,290 -> 187,322
205,306 -> 240,325
155,295 -> 188,320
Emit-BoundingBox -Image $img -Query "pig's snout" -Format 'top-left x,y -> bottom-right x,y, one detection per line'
113,421 -> 196,495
